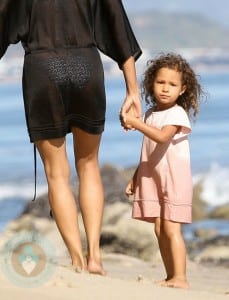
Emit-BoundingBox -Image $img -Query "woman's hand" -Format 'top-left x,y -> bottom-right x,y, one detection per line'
119,56 -> 142,130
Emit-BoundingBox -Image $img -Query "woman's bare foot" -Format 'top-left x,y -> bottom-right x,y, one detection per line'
72,265 -> 87,273
162,277 -> 190,289
72,257 -> 87,273
87,258 -> 107,276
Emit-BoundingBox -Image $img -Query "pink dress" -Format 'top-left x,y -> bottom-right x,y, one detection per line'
132,105 -> 193,224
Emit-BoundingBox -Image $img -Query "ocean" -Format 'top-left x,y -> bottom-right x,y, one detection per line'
0,72 -> 229,236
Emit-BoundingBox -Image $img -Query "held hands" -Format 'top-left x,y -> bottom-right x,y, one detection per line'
119,93 -> 142,130
120,106 -> 136,130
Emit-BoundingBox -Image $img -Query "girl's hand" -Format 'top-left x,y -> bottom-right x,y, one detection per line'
125,179 -> 134,196
120,106 -> 134,129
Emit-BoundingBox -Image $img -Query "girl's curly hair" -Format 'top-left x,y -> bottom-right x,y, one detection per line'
141,52 -> 205,120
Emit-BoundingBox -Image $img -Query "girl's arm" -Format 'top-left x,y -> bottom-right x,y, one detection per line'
124,115 -> 179,144
125,165 -> 139,196
120,56 -> 142,124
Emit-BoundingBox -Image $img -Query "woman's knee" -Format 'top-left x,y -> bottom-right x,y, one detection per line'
72,128 -> 101,170
36,138 -> 71,182
45,161 -> 71,183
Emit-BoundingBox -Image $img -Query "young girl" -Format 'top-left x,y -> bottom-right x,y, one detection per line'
122,53 -> 204,288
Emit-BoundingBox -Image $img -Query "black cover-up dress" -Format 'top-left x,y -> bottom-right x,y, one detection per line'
0,0 -> 142,142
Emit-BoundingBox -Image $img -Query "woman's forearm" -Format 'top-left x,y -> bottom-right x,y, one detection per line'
122,56 -> 139,94
120,56 -> 141,119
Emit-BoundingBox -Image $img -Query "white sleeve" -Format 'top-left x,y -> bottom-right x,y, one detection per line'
162,106 -> 191,139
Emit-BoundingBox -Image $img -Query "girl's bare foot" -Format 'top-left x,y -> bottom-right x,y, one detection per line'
162,277 -> 190,289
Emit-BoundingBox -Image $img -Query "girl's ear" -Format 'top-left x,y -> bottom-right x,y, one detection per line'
180,86 -> 186,95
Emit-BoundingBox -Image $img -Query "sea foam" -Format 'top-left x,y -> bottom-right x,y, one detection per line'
194,163 -> 229,206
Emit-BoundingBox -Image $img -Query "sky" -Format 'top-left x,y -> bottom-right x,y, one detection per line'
123,0 -> 229,28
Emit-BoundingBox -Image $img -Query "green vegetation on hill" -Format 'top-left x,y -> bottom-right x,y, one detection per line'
130,11 -> 229,50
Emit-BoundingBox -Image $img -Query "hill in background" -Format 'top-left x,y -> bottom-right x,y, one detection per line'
129,10 -> 229,50
124,0 -> 229,28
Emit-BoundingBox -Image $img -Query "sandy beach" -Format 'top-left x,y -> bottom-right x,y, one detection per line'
0,245 -> 228,300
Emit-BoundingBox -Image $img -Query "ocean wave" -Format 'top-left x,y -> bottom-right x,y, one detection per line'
1,163 -> 228,207
0,182 -> 47,202
193,163 -> 229,206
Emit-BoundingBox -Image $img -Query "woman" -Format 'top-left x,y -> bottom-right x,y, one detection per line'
0,0 -> 142,274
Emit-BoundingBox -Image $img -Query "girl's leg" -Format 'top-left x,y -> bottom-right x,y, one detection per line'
35,138 -> 85,271
162,220 -> 189,289
154,217 -> 173,283
72,127 -> 106,275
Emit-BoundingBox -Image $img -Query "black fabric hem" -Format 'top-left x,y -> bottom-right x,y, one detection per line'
29,116 -> 105,142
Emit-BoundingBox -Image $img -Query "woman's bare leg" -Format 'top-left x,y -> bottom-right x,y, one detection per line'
72,128 -> 106,275
162,220 -> 189,289
35,138 -> 86,271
